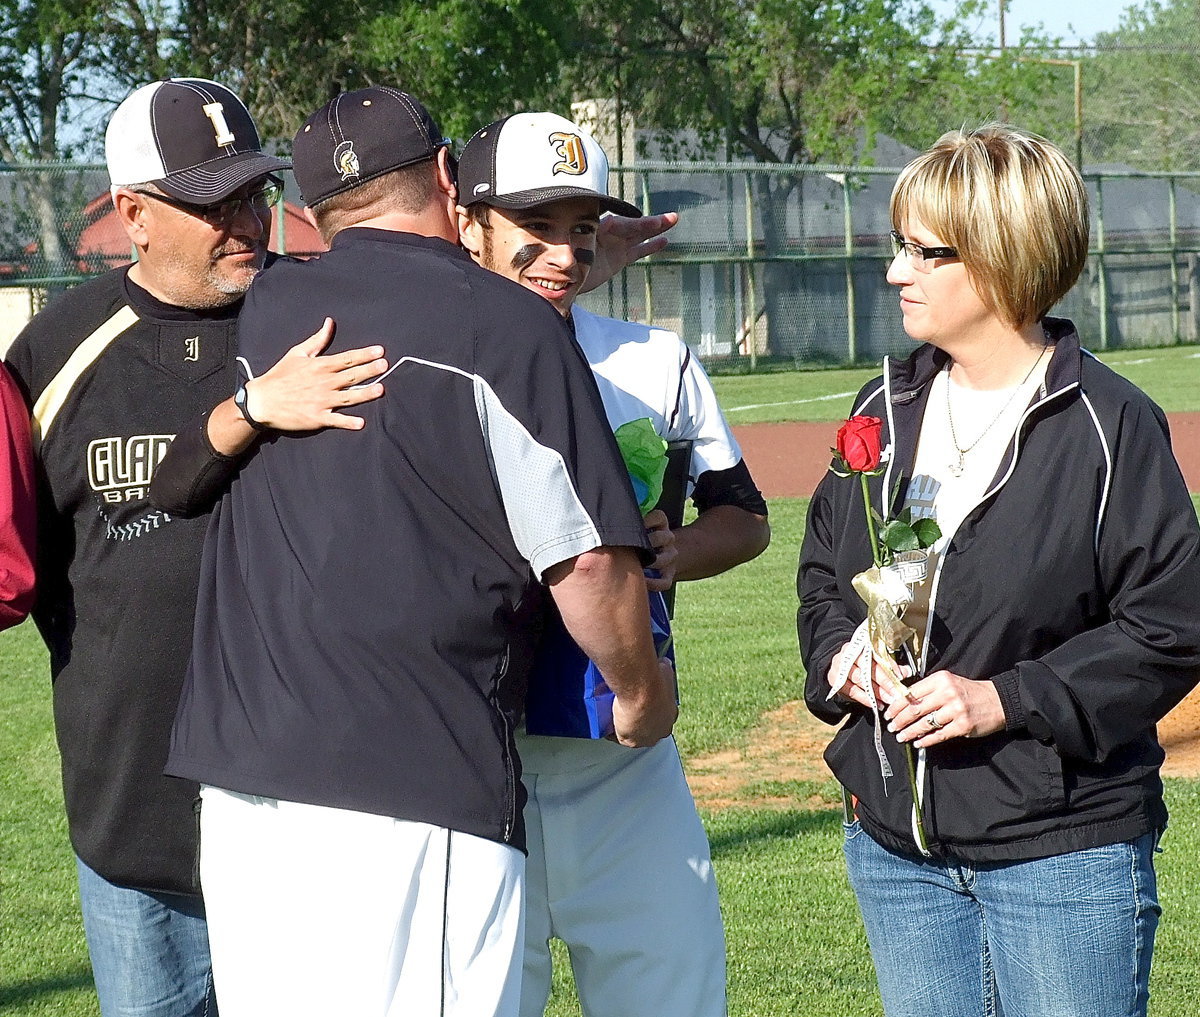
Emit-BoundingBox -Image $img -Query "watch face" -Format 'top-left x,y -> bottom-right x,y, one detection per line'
235,382 -> 270,432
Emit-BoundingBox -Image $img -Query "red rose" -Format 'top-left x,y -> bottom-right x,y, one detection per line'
836,415 -> 883,472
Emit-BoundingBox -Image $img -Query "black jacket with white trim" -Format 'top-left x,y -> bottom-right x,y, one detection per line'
799,317 -> 1200,862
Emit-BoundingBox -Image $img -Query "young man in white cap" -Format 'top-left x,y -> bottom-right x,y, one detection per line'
456,112 -> 770,1017
164,86 -> 677,1017
3,78 -> 386,1016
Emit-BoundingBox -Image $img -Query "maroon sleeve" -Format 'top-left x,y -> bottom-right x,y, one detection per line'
0,363 -> 35,629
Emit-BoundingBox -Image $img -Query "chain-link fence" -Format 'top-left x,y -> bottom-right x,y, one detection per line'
5,6 -> 1200,363
6,159 -> 1200,368
578,161 -> 1200,366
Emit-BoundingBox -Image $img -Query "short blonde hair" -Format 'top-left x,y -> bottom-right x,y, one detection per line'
890,125 -> 1089,328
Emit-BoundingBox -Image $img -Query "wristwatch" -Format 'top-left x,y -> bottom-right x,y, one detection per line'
234,380 -> 271,433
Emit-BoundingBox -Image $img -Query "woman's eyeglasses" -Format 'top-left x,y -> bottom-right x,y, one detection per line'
889,230 -> 958,268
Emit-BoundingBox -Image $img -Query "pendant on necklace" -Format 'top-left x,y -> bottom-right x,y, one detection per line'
948,455 -> 964,478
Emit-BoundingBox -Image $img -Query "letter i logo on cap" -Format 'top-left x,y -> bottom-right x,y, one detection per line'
202,102 -> 236,147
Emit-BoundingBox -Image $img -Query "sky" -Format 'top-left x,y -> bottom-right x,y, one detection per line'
927,0 -> 1141,45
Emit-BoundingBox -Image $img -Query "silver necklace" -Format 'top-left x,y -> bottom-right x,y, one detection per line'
945,343 -> 1048,477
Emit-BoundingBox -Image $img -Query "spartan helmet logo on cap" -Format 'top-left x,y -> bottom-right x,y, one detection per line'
334,140 -> 360,181
549,132 -> 587,176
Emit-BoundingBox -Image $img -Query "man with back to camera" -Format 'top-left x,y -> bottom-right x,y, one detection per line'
163,86 -> 678,1017
455,111 -> 770,1017
2,77 -> 392,1016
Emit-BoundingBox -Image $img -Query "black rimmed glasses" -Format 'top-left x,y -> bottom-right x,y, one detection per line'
133,176 -> 284,228
889,229 -> 958,268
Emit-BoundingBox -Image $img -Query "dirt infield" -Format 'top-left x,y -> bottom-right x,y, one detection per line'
732,410 -> 1200,499
697,412 -> 1200,795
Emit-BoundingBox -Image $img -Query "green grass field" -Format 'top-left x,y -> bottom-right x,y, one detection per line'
713,344 -> 1200,425
4,353 -> 1200,1014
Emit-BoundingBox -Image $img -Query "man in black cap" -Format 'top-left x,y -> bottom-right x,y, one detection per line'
3,77 -> 387,1017
164,85 -> 677,1017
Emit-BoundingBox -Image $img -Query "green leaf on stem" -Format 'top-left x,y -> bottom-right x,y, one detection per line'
881,520 -> 920,552
912,517 -> 942,548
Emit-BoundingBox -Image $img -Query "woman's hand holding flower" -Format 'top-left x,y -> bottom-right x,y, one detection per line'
884,670 -> 1007,747
827,641 -> 912,710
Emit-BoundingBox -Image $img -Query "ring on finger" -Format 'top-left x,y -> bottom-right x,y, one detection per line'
926,710 -> 945,730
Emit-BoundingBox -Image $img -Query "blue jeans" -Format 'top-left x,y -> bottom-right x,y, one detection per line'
843,822 -> 1160,1017
76,856 -> 217,1017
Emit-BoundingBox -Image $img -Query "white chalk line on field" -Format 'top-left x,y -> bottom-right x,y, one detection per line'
1107,352 -> 1200,366
729,390 -> 857,413
730,350 -> 1200,413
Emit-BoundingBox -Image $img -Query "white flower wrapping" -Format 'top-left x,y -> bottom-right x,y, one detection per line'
828,562 -> 922,781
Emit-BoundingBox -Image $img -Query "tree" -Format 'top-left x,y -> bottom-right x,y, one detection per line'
1086,0 -> 1200,171
96,0 -> 578,144
0,0 -> 580,281
563,2 -> 973,354
564,1 -> 1066,355
0,0 -> 109,280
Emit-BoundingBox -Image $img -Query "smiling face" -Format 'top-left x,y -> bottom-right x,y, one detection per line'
886,215 -> 999,351
459,197 -> 600,316
120,176 -> 274,309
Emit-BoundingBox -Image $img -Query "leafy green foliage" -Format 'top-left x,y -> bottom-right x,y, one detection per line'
870,501 -> 940,561
0,0 -> 105,161
95,0 -> 578,145
567,1 -> 1055,166
1085,0 -> 1200,170
911,515 -> 942,547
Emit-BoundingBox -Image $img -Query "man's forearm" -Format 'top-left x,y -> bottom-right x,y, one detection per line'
208,393 -> 261,455
546,546 -> 676,745
673,505 -> 770,582
583,212 -> 678,293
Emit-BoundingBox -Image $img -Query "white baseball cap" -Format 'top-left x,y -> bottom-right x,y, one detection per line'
106,78 -> 290,203
456,112 -> 642,218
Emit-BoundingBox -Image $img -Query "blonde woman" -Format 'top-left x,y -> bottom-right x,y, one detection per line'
799,125 -> 1200,1016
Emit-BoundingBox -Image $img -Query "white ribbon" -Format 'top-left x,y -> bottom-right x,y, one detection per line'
827,560 -> 925,788
831,618 -> 894,781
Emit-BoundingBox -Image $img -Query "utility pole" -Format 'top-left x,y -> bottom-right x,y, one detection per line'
999,1 -> 1009,121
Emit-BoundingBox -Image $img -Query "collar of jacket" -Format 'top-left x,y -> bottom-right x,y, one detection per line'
874,316 -> 1084,516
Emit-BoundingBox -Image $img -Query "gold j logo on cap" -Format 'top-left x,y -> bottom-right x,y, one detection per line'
549,133 -> 587,176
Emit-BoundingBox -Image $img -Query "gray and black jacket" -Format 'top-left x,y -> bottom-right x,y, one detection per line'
799,317 -> 1200,862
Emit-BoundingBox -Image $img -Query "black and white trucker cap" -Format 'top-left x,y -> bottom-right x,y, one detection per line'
457,112 -> 642,218
106,78 -> 290,203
